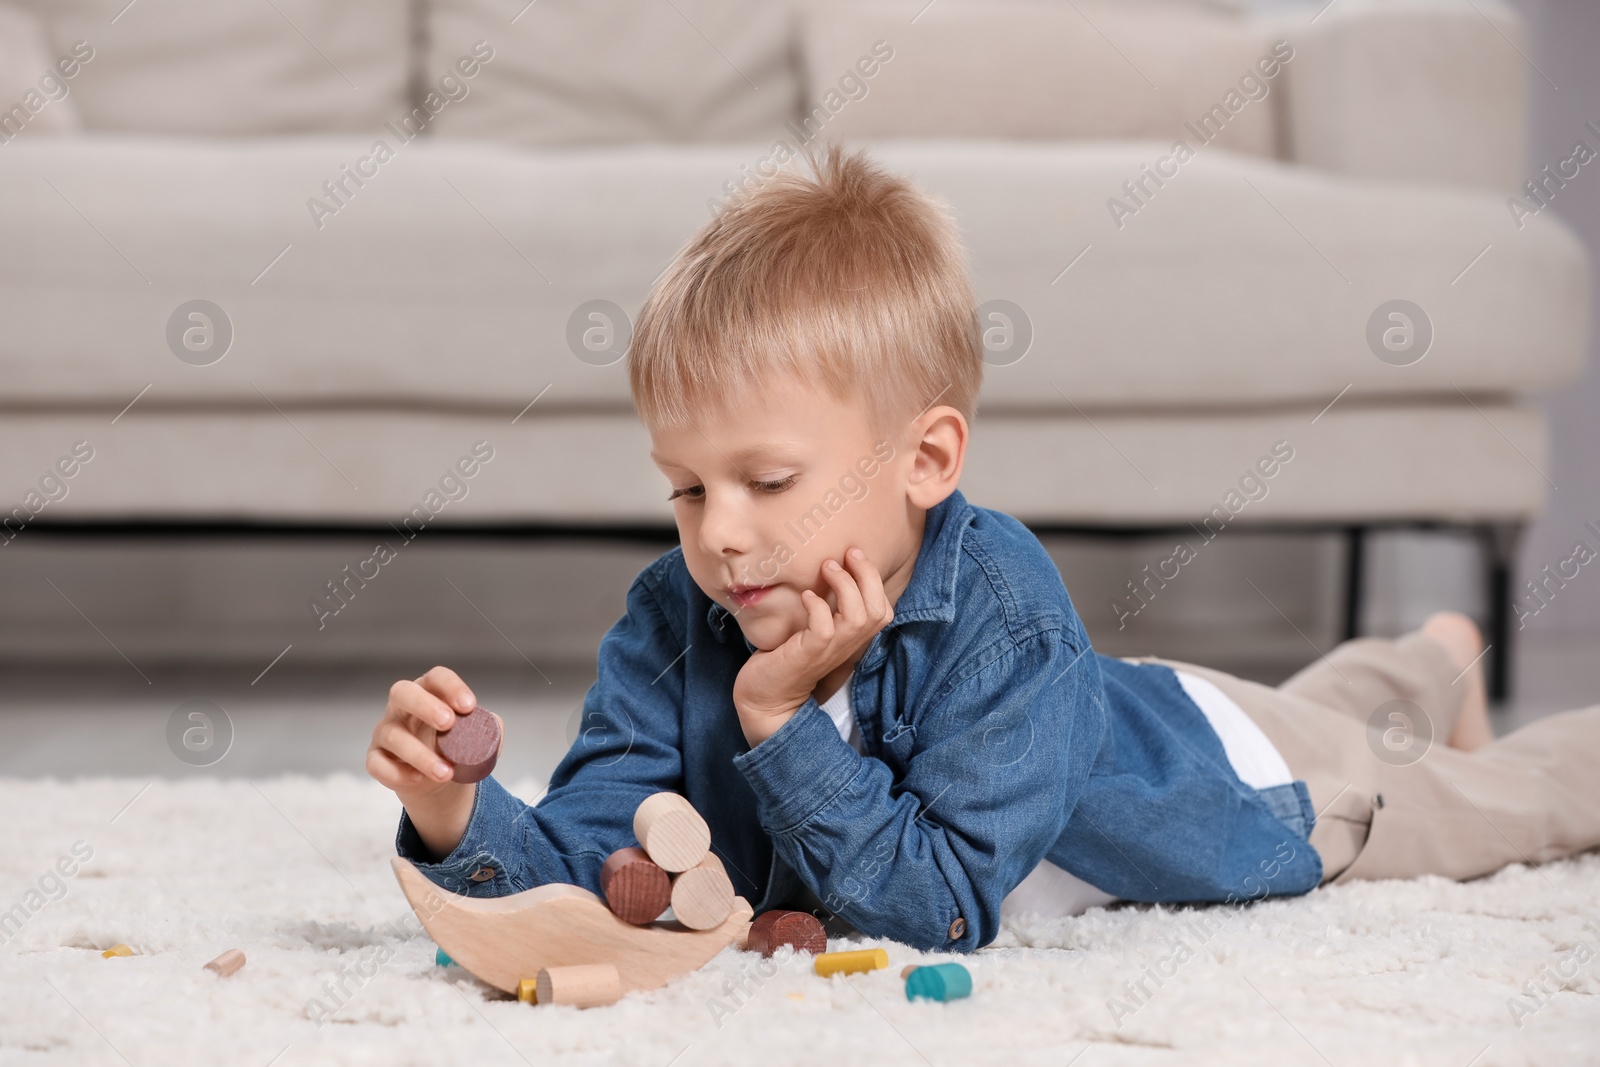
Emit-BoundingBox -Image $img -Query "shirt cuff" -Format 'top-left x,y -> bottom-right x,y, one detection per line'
394,775 -> 527,896
731,698 -> 864,835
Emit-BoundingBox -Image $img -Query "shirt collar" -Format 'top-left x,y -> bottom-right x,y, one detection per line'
704,487 -> 972,658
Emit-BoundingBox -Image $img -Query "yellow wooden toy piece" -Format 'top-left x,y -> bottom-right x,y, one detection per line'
101,944 -> 133,958
814,947 -> 889,977
517,978 -> 539,1004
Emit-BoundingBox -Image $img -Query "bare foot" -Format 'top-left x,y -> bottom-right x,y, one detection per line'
1420,611 -> 1493,751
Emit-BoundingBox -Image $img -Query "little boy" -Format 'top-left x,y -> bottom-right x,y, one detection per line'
367,145 -> 1600,951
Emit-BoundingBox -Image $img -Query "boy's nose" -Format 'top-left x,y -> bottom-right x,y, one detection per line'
696,497 -> 752,560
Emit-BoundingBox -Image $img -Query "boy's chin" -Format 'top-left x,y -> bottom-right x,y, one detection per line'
735,616 -> 801,652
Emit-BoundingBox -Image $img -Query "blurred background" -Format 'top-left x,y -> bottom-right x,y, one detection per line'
0,0 -> 1595,781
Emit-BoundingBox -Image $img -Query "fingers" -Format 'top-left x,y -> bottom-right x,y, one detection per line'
843,546 -> 892,626
366,746 -> 429,791
389,678 -> 455,732
372,718 -> 454,783
820,556 -> 866,627
416,665 -> 477,715
800,587 -> 835,642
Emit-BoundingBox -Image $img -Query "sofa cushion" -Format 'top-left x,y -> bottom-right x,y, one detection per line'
1273,0 -> 1526,193
0,402 -> 1548,525
0,138 -> 1585,408
0,3 -> 82,140
14,0 -> 410,134
427,0 -> 802,146
800,0 -> 1280,158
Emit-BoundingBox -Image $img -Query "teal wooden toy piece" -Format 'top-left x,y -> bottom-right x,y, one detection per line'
904,962 -> 971,1002
436,947 -> 454,967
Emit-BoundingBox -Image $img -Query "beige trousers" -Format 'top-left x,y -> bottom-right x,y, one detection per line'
1136,632 -> 1600,884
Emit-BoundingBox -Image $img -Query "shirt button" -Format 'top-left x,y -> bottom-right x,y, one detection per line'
948,916 -> 966,940
1373,794 -> 1385,810
469,867 -> 496,882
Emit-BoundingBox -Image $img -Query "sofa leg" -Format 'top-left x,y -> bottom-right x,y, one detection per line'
1341,526 -> 1365,642
1478,523 -> 1523,706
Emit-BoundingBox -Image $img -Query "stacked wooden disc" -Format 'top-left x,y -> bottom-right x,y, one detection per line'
598,847 -> 671,925
599,792 -> 733,931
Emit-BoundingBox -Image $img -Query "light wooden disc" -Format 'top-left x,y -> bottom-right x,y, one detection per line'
670,852 -> 734,931
633,792 -> 710,873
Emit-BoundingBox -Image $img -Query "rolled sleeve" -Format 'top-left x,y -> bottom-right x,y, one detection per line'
731,698 -> 866,834
395,776 -> 540,896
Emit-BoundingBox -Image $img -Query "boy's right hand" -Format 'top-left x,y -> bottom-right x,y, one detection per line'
367,666 -> 480,804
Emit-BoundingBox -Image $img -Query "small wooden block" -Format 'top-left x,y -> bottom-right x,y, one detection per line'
814,947 -> 888,977
600,846 -> 672,925
517,978 -> 538,1004
633,792 -> 710,873
747,910 -> 827,958
436,704 -> 502,784
536,963 -> 622,1008
669,852 -> 734,931
436,947 -> 454,967
203,949 -> 245,977
900,964 -> 919,980
904,962 -> 972,1002
101,944 -> 133,958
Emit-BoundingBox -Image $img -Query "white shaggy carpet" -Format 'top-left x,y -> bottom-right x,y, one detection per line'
2,776 -> 1597,1067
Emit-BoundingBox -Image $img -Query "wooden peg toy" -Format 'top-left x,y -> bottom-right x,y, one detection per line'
814,947 -> 888,977
391,857 -> 753,998
747,909 -> 827,958
436,704 -> 502,784
517,978 -> 538,1004
101,944 -> 133,958
436,947 -> 454,967
904,962 -> 971,1002
633,791 -> 710,873
669,851 -> 734,931
536,962 -> 622,1008
203,949 -> 246,977
900,964 -> 918,979
600,846 -> 672,925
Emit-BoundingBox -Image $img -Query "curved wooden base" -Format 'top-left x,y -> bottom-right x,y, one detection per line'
391,858 -> 753,996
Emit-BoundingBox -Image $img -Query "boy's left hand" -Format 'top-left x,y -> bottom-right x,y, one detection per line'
732,547 -> 894,747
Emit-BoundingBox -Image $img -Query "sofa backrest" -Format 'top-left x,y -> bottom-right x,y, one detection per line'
12,0 -> 413,134
799,0 -> 1282,159
425,0 -> 803,147
4,0 -> 1281,152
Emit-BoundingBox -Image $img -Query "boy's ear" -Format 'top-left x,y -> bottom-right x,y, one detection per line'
905,406 -> 967,510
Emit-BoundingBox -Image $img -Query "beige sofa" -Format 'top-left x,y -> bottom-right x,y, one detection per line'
0,0 -> 1589,695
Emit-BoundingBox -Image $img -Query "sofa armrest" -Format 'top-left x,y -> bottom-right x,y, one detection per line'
1266,0 -> 1526,192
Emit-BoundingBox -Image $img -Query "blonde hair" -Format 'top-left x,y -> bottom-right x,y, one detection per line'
628,142 -> 982,443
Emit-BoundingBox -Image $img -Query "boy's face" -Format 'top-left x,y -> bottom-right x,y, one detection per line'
648,374 -> 926,653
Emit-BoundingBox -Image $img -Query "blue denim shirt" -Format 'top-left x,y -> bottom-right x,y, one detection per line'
396,487 -> 1322,951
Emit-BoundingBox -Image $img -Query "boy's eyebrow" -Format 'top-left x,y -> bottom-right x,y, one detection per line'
650,442 -> 807,467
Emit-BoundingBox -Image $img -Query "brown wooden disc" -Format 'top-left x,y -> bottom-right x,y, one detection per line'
599,847 -> 672,925
437,705 -> 502,784
747,909 -> 827,958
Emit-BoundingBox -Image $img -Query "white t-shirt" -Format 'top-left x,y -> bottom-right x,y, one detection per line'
814,663 -> 1292,920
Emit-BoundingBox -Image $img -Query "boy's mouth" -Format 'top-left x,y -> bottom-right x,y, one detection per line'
727,584 -> 774,609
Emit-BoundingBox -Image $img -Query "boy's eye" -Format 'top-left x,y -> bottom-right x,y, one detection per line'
666,475 -> 796,503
